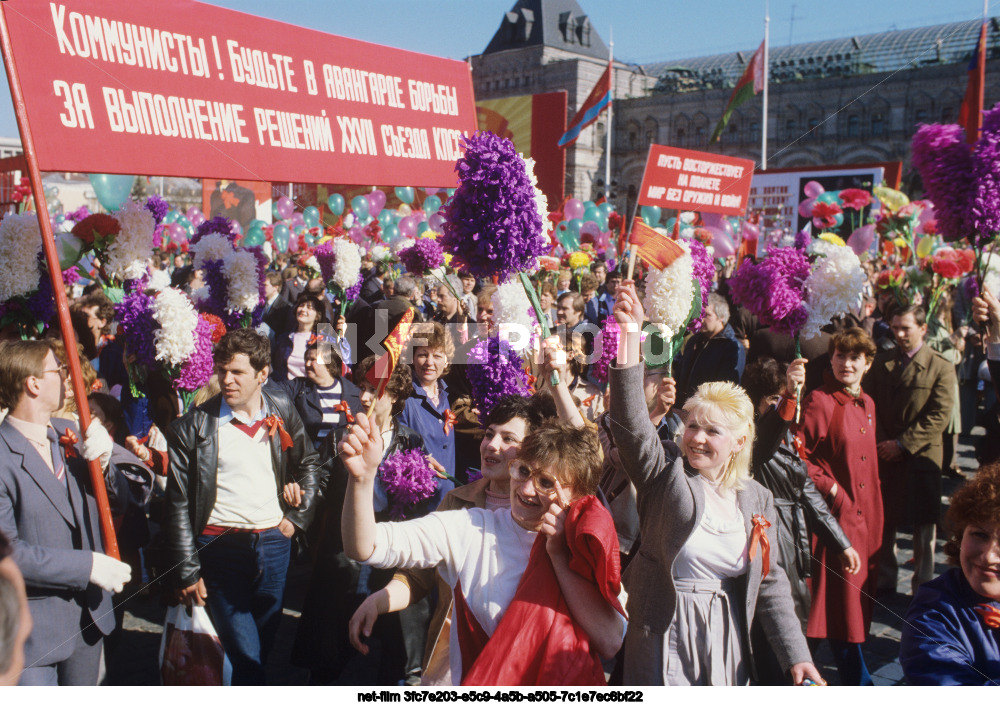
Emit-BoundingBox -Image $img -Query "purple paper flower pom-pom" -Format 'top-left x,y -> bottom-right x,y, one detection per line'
440,132 -> 549,282
379,449 -> 439,520
190,216 -> 238,246
144,195 -> 170,226
466,336 -> 531,420
911,123 -> 975,242
729,246 -> 810,336
175,316 -> 215,392
591,317 -> 620,385
398,238 -> 445,274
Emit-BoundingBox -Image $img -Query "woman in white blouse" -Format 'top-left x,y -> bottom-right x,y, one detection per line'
607,281 -> 822,685
340,416 -> 626,685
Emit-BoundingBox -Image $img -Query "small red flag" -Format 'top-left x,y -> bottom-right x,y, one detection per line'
629,218 -> 685,270
365,308 -> 415,400
959,21 -> 988,144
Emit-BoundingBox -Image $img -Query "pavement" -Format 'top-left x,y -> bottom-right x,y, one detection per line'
103,433 -> 986,686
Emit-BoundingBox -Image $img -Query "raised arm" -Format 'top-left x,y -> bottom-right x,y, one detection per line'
340,412 -> 385,561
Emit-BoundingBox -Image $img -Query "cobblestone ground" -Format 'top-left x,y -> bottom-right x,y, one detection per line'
104,434 -> 984,686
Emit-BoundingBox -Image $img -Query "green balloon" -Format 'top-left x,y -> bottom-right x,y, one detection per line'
394,186 -> 415,204
423,194 -> 442,215
641,206 -> 662,225
378,210 -> 393,228
327,193 -> 345,215
303,206 -> 320,228
243,225 -> 265,247
583,206 -> 602,224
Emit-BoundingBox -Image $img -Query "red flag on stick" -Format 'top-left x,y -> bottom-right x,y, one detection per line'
365,308 -> 415,406
630,218 -> 686,270
959,20 -> 988,144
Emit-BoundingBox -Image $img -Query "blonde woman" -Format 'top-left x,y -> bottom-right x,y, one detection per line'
608,281 -> 821,685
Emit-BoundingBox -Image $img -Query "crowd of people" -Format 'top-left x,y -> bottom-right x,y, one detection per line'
0,205 -> 999,689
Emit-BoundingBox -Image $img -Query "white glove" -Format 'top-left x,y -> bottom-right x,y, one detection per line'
81,419 -> 113,471
89,552 -> 132,594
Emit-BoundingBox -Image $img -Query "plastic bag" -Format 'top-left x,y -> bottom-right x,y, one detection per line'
159,604 -> 233,685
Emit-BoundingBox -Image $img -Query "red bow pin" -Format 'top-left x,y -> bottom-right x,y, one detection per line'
749,514 -> 772,580
581,393 -> 597,409
333,401 -> 355,424
262,415 -> 294,451
442,409 -> 457,436
59,429 -> 79,459
974,604 -> 1000,629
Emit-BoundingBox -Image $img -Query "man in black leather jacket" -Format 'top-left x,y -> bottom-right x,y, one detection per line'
165,329 -> 321,685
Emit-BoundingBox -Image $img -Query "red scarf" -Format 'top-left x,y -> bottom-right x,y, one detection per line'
459,495 -> 623,686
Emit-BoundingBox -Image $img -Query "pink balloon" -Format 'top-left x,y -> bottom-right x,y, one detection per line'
398,215 -> 419,238
564,198 -> 584,221
368,189 -> 386,216
428,213 -> 447,231
803,180 -> 825,199
709,228 -> 736,257
186,207 -> 202,221
286,236 -> 298,253
167,223 -> 187,240
276,196 -> 294,221
846,224 -> 876,256
798,197 -> 817,219
348,226 -> 365,244
740,222 -> 760,242
190,213 -> 205,227
289,212 -> 305,227
701,213 -> 735,240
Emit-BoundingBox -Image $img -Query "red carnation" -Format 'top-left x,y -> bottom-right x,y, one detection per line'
931,257 -> 961,279
72,213 -> 120,248
199,313 -> 227,344
839,188 -> 872,211
811,201 -> 843,228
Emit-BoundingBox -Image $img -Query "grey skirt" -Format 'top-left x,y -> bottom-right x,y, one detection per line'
664,577 -> 748,685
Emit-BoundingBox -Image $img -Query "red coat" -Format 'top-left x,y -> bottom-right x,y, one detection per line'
795,383 -> 883,643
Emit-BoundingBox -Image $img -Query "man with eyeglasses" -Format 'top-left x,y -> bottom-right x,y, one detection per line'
0,339 -> 132,685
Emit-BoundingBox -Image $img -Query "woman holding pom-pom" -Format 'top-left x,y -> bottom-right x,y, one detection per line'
607,280 -> 821,685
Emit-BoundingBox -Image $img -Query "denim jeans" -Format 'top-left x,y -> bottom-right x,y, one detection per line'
808,637 -> 872,686
196,527 -> 291,685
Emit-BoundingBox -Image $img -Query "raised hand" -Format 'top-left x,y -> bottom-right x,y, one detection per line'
340,413 -> 383,483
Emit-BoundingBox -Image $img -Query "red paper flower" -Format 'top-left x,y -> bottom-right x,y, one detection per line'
199,313 -> 227,344
930,248 -> 975,279
811,201 -> 843,228
71,213 -> 120,248
839,188 -> 872,211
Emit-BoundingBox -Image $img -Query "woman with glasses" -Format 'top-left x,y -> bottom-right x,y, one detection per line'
607,282 -> 821,686
341,416 -> 625,685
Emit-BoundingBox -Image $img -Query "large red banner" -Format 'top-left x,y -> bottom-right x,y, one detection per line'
637,145 -> 754,216
3,0 -> 477,186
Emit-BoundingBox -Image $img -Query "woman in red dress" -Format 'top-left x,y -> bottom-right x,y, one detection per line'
796,327 -> 883,685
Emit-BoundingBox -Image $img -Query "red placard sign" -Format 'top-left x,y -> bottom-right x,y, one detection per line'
3,0 -> 477,186
637,144 -> 755,216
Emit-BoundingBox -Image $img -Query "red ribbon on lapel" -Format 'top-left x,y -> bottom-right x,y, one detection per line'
59,429 -> 79,459
263,415 -> 294,451
581,393 -> 597,409
333,401 -> 355,424
749,513 -> 772,580
974,604 -> 1000,629
442,409 -> 457,436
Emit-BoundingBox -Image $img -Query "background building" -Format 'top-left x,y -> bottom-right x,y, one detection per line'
472,0 -> 1000,215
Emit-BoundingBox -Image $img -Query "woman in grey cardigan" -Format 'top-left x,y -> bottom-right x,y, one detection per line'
608,282 -> 822,685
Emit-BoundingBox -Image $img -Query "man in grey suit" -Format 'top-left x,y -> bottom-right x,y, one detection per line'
0,339 -> 132,685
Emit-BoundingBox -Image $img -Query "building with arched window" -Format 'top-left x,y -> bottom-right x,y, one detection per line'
472,0 -> 1000,216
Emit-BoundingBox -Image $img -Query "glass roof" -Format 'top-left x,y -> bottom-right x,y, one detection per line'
643,17 -> 998,93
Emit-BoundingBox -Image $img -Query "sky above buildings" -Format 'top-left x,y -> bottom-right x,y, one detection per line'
0,0 -> 989,138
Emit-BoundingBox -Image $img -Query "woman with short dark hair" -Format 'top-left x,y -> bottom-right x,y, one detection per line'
270,293 -> 330,382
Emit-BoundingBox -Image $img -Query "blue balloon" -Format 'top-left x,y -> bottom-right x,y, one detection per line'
327,193 -> 345,215
351,195 -> 370,220
416,222 -> 430,237
378,210 -> 394,228
383,223 -> 401,243
394,186 -> 415,204
273,223 -> 290,252
599,202 -> 615,217
303,206 -> 320,228
423,194 -> 442,215
641,206 -> 662,225
816,191 -> 841,206
88,173 -> 136,212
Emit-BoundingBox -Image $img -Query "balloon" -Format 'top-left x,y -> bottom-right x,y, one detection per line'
915,235 -> 937,259
583,206 -> 602,224
304,230 -> 318,247
873,186 -> 909,213
599,202 -> 615,217
428,213 -> 447,231
580,221 -> 602,242
640,205 -> 662,225
348,225 -> 365,245
88,173 -> 136,211
397,203 -> 412,217
272,223 -> 290,252
798,197 -> 817,219
583,200 -> 596,211
709,228 -> 736,257
286,234 -> 299,252
383,224 -> 401,243
303,206 -> 320,227
803,181 -> 825,198
351,195 -> 370,220
701,213 -> 735,241
740,221 -> 760,243
564,198 -> 584,221
445,188 -> 456,197
368,189 -> 386,216
243,226 -> 265,247
230,221 -> 242,235
378,210 -> 394,228
186,207 -> 202,221
846,225 -> 876,256
275,196 -> 295,221
164,210 -> 179,224
167,223 -> 187,241
416,222 -> 430,237
290,212 -> 305,228
190,213 -> 205,228
327,193 -> 345,215
399,215 -> 420,238
423,194 -> 442,215
816,191 -> 842,205
394,186 -> 415,204
665,217 -> 677,233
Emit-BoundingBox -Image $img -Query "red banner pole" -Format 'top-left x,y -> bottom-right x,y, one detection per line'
0,4 -> 120,559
